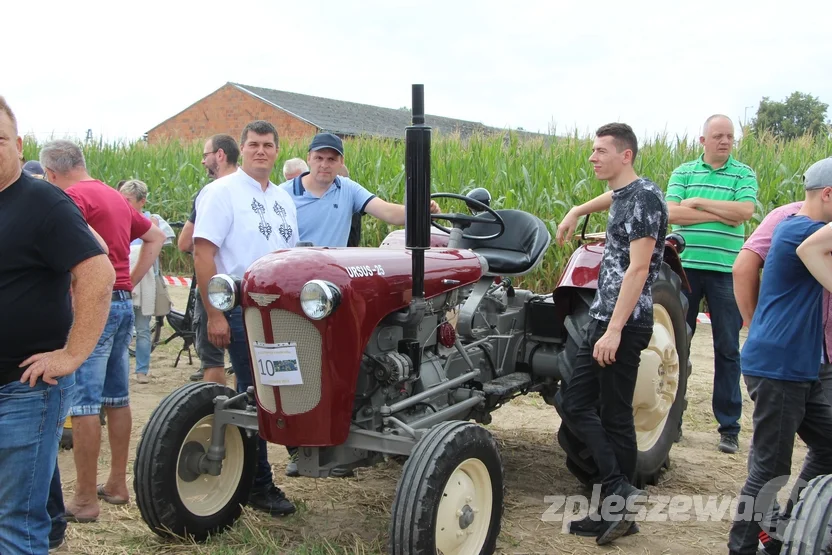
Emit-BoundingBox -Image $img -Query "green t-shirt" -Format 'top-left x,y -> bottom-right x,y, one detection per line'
666,155 -> 758,272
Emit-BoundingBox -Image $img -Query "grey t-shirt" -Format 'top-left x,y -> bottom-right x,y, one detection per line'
588,178 -> 668,329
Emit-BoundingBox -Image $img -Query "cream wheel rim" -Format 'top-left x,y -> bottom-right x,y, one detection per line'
435,458 -> 493,555
633,305 -> 679,451
175,415 -> 245,516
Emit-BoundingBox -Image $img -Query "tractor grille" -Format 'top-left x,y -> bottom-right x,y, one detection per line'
244,308 -> 277,413
244,307 -> 323,416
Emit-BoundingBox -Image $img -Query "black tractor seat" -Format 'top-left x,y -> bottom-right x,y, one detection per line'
455,209 -> 551,276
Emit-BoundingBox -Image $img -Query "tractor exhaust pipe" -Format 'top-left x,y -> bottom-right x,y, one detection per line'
405,84 -> 431,300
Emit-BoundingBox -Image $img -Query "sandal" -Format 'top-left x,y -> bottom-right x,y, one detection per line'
64,508 -> 97,523
97,484 -> 128,505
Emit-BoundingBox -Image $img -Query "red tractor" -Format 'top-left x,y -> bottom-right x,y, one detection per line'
133,86 -> 830,554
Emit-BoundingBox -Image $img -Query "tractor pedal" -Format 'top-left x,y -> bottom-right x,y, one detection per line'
482,372 -> 533,397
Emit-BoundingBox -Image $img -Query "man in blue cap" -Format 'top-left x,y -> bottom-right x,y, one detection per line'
279,132 -> 440,477
22,160 -> 46,179
281,132 -> 440,247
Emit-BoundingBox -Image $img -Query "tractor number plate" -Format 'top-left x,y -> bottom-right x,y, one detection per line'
253,341 -> 303,386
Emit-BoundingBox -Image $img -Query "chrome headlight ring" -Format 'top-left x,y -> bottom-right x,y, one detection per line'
207,274 -> 240,312
300,279 -> 341,320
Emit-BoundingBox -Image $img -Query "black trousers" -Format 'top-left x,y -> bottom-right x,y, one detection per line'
727,375 -> 832,554
561,318 -> 652,494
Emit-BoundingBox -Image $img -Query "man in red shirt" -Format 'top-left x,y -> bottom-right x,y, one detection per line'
40,140 -> 166,522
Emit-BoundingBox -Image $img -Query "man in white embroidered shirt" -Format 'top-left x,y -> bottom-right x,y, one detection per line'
192,120 -> 298,516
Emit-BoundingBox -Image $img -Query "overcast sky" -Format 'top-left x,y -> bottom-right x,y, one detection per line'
5,0 -> 831,144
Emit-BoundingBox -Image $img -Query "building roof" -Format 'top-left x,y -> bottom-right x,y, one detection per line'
231,82 -> 526,140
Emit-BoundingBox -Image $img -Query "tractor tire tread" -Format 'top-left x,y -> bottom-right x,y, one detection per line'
782,473 -> 832,555
389,421 -> 504,555
134,382 -> 255,541
135,381 -> 207,534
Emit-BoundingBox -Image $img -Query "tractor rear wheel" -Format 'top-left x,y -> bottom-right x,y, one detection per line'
389,421 -> 504,555
555,263 -> 692,488
782,474 -> 832,554
134,382 -> 256,542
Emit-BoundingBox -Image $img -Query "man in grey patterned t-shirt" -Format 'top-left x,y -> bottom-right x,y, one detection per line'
589,176 -> 668,327
556,122 -> 668,545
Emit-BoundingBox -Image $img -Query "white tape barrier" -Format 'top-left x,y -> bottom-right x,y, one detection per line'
163,276 -> 192,287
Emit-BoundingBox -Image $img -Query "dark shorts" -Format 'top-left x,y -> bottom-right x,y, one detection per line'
194,293 -> 226,370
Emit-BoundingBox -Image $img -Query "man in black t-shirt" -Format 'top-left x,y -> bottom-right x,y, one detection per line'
0,97 -> 115,554
555,123 -> 668,545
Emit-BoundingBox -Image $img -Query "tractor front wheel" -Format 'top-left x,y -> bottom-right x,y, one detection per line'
134,382 -> 256,542
389,421 -> 504,555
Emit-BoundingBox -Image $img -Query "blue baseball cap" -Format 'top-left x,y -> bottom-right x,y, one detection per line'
308,133 -> 344,156
22,160 -> 45,176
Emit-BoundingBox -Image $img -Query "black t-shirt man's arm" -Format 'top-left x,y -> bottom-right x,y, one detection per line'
0,176 -> 114,385
21,252 -> 115,386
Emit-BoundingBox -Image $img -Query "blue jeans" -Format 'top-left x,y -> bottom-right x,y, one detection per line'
70,299 -> 134,416
684,268 -> 743,436
133,307 -> 152,375
48,462 -> 66,547
0,376 -> 73,555
226,307 -> 274,489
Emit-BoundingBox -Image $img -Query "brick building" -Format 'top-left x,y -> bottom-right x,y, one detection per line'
146,82 -> 508,144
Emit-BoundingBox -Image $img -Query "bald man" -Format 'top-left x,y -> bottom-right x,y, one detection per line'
666,114 -> 758,454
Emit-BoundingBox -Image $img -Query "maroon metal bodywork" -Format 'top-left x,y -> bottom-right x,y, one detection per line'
242,247 -> 484,446
556,242 -> 605,289
551,238 -> 687,340
555,240 -> 689,293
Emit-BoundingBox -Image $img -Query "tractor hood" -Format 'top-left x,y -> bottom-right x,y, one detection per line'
238,246 -> 485,446
244,246 -> 484,308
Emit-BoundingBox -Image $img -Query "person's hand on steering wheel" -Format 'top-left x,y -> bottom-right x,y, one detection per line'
429,200 -> 440,214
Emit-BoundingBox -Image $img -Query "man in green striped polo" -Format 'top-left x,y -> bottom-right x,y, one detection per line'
666,114 -> 758,455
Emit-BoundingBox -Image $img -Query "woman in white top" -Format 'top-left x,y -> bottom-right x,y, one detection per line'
119,179 -> 174,383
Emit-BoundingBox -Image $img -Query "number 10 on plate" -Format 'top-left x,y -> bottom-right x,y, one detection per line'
253,342 -> 303,386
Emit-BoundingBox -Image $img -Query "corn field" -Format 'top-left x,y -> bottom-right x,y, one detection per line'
23,131 -> 832,292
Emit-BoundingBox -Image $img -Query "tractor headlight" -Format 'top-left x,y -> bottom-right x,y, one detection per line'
300,280 -> 341,320
208,274 -> 240,312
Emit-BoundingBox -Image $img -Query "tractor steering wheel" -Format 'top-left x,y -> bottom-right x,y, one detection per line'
429,192 -> 506,241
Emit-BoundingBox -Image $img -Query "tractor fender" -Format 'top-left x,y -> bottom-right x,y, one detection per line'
662,244 -> 690,293
555,240 -> 690,295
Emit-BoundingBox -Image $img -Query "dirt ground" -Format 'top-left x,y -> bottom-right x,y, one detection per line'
53,286 -> 809,554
